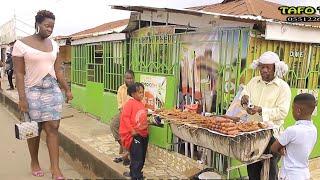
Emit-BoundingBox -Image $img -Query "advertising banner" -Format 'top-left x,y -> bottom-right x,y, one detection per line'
141,75 -> 167,110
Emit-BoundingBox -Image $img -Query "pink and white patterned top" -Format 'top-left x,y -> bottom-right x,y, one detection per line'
12,39 -> 59,88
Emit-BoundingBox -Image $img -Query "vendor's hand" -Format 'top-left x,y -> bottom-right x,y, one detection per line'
18,98 -> 29,113
246,105 -> 262,115
279,147 -> 286,156
65,91 -> 73,103
241,95 -> 249,107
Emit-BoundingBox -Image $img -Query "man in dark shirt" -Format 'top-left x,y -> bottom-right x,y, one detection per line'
6,47 -> 14,90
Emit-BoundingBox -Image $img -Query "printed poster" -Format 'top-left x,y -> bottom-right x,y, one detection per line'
180,32 -> 219,112
140,75 -> 167,110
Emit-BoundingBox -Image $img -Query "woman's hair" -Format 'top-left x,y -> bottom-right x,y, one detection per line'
127,82 -> 144,97
35,10 -> 55,27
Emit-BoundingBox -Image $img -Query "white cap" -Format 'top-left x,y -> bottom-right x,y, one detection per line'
251,51 -> 289,78
257,51 -> 280,64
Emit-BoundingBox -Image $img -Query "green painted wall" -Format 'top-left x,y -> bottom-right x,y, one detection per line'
86,82 -> 104,118
71,83 -> 118,124
71,84 -> 87,112
102,92 -> 118,123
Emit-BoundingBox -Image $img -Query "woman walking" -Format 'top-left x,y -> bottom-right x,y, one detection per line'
12,10 -> 73,180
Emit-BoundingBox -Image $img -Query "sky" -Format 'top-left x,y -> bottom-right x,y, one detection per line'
1,0 -> 320,36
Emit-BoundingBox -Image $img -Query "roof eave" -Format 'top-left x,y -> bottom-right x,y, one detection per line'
112,5 -> 320,29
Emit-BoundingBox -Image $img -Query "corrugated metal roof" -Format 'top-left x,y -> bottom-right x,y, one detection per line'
189,0 -> 320,26
189,0 -> 284,20
71,19 -> 129,37
55,19 -> 129,40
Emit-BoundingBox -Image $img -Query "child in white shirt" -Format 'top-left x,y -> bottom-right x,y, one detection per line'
271,93 -> 317,180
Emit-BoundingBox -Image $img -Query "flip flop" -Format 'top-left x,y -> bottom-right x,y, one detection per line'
52,175 -> 65,180
32,170 -> 44,177
113,157 -> 123,163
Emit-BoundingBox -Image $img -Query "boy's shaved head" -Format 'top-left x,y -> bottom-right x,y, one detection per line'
293,93 -> 316,115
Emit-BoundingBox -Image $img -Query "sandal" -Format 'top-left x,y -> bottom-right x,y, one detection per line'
123,158 -> 130,166
32,170 -> 44,177
52,175 -> 65,180
51,170 -> 65,180
113,157 -> 123,163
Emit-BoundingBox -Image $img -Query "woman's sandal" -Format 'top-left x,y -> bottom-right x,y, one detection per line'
32,170 -> 44,177
51,170 -> 65,180
52,175 -> 65,180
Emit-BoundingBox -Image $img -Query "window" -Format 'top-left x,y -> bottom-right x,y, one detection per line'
71,45 -> 87,86
104,41 -> 127,93
86,44 -> 104,83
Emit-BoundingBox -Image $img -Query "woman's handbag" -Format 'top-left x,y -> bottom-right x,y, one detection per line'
15,113 -> 39,140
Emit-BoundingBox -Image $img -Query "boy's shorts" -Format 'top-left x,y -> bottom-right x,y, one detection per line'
110,113 -> 120,141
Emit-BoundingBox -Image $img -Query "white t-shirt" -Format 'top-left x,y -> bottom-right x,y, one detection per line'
278,120 -> 317,180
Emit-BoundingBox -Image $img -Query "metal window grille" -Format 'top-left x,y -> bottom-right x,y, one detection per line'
104,41 -> 128,93
86,44 -> 104,83
71,41 -> 127,93
130,34 -> 179,76
71,44 -> 87,86
215,28 -> 250,115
